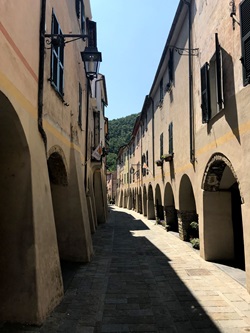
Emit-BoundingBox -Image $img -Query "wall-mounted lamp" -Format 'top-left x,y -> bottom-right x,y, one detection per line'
81,46 -> 102,81
44,33 -> 102,81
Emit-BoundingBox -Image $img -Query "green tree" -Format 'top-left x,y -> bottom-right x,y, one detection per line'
106,113 -> 139,171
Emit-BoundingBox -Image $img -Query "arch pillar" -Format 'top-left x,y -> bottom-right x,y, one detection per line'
177,210 -> 198,241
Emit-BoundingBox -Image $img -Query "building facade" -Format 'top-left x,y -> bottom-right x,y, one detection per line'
116,0 -> 250,293
0,0 -> 107,324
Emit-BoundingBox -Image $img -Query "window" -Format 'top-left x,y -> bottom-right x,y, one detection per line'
93,111 -> 100,147
76,0 -> 85,34
160,78 -> 164,103
51,12 -> 64,96
240,0 -> 250,85
200,33 -> 224,123
78,83 -> 82,128
169,122 -> 173,154
168,49 -> 174,83
160,133 -> 163,157
142,154 -> 146,176
166,49 -> 174,92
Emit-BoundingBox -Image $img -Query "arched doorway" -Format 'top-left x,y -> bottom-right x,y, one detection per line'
202,153 -> 245,269
179,174 -> 198,241
155,184 -> 164,220
48,147 -> 69,263
0,92 -> 36,322
164,183 -> 178,231
147,184 -> 155,220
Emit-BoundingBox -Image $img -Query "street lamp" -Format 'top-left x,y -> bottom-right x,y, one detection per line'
81,46 -> 102,81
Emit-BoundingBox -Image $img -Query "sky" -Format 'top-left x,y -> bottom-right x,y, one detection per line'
90,1 -> 179,120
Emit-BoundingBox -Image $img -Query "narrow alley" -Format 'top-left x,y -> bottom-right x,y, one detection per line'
2,206 -> 250,333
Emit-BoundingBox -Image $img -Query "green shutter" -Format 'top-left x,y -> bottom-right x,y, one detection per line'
240,0 -> 250,85
75,0 -> 80,18
215,33 -> 224,110
160,133 -> 163,157
168,123 -> 173,154
200,62 -> 211,123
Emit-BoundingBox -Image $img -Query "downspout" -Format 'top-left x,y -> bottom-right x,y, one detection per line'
182,0 -> 194,163
147,96 -> 155,178
38,0 -> 47,151
84,80 -> 90,190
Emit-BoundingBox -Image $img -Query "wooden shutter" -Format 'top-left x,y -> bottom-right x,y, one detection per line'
160,133 -> 163,157
78,83 -> 82,127
168,122 -> 173,154
87,19 -> 97,47
200,62 -> 211,123
240,0 -> 250,85
215,33 -> 224,110
75,0 -> 80,18
168,49 -> 174,83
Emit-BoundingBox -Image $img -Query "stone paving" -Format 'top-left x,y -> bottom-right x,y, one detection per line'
2,206 -> 250,333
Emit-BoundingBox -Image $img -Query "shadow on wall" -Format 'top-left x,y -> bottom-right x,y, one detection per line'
207,48 -> 240,144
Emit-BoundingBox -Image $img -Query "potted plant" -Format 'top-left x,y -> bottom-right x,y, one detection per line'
161,153 -> 174,162
156,159 -> 163,166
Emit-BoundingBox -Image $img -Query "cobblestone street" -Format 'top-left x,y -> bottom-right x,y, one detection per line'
2,206 -> 250,333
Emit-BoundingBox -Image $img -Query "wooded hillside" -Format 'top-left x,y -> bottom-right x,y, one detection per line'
107,113 -> 139,171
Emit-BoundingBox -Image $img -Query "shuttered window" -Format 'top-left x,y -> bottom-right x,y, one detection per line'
78,83 -> 82,128
240,0 -> 250,85
75,0 -> 80,18
160,133 -> 163,157
51,12 -> 64,97
168,49 -> 174,83
76,0 -> 85,35
215,33 -> 224,110
168,122 -> 173,154
200,33 -> 225,123
160,78 -> 163,102
200,63 -> 210,123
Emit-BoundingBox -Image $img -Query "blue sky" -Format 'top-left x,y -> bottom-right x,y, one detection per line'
90,1 -> 179,120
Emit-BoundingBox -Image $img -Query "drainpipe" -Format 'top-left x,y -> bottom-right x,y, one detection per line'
182,0 -> 194,163
38,0 -> 47,151
147,96 -> 155,178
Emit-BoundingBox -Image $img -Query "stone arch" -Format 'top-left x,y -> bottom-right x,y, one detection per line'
0,92 -> 36,322
47,147 -> 70,261
48,146 -> 68,186
178,174 -> 198,240
147,184 -> 155,220
202,153 -> 245,269
164,183 -> 178,231
143,185 -> 147,216
202,152 -> 243,200
48,144 -> 92,264
155,184 -> 164,220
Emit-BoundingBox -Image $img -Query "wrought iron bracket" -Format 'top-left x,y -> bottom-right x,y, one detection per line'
229,0 -> 240,30
44,33 -> 88,47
